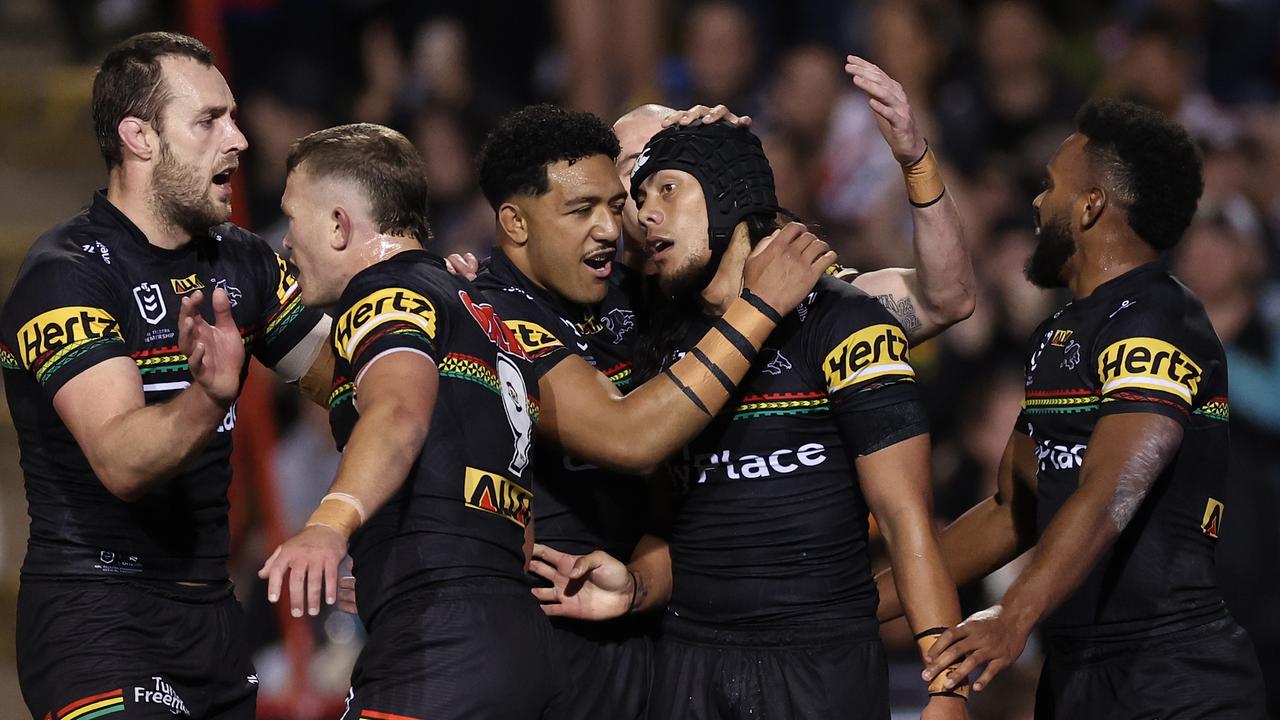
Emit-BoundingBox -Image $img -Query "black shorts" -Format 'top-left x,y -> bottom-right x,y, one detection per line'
1035,614 -> 1268,719
648,615 -> 888,720
342,578 -> 567,720
550,615 -> 653,720
17,577 -> 257,720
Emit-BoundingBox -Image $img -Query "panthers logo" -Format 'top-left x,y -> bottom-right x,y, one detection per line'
601,308 -> 636,344
763,349 -> 792,376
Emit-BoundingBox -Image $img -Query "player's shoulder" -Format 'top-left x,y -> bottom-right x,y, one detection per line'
799,275 -> 898,329
1098,267 -> 1216,339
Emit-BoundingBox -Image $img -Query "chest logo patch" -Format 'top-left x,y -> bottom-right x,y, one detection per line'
169,273 -> 205,294
1060,339 -> 1082,370
763,349 -> 792,375
1201,497 -> 1224,539
601,308 -> 635,344
1097,337 -> 1202,403
132,282 -> 167,325
1049,329 -> 1074,347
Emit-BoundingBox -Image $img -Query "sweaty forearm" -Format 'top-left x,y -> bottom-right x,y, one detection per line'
314,401 -> 429,537
93,385 -> 230,500
908,191 -> 975,329
877,496 -> 1025,622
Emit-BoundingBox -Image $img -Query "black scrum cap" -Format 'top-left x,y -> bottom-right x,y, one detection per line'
629,122 -> 779,275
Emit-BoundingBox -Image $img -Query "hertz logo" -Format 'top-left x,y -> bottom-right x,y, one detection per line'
823,323 -> 913,393
1097,337 -> 1202,404
273,254 -> 297,303
170,273 -> 205,294
504,320 -> 563,357
463,467 -> 532,527
334,287 -> 436,361
17,306 -> 121,370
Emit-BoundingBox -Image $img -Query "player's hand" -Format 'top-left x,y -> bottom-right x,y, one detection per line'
178,288 -> 244,406
258,524 -> 349,618
336,575 -> 358,615
662,104 -> 752,128
921,695 -> 968,720
528,543 -> 634,621
445,252 -> 479,281
924,605 -> 1029,694
845,55 -> 927,165
742,222 -> 837,316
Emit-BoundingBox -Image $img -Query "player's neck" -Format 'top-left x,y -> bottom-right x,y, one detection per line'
355,234 -> 421,272
1068,228 -> 1157,300
107,173 -> 194,251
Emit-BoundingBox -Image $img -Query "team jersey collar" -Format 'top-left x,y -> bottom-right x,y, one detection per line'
1073,261 -> 1164,308
89,189 -> 203,259
485,248 -> 597,324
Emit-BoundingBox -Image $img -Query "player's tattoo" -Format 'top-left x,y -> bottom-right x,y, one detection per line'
876,294 -> 922,334
1107,422 -> 1180,532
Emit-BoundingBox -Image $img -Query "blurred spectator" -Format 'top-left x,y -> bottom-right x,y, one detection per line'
552,0 -> 663,117
938,0 -> 1084,178
410,107 -> 494,258
1173,203 -> 1280,716
666,2 -> 761,117
1103,12 -> 1238,148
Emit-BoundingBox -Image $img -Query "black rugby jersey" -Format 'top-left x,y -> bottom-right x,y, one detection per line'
664,276 -> 922,627
474,251 -> 649,561
327,250 -> 542,627
0,191 -> 325,581
1018,263 -> 1230,639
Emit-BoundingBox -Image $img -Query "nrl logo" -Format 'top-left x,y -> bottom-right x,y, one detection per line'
133,282 -> 166,325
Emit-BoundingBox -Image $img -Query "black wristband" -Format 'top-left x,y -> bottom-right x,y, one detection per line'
908,187 -> 946,208
913,626 -> 948,640
691,347 -> 735,396
663,368 -> 710,416
929,691 -> 967,701
712,318 -> 758,363
739,287 -> 784,325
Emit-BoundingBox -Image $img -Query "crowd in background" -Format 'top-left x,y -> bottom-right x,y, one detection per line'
45,0 -> 1280,716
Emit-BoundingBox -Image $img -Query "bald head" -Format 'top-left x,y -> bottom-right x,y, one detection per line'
614,104 -> 674,184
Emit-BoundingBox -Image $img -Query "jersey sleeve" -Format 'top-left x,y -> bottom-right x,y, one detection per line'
1091,300 -> 1217,425
249,242 -> 329,371
807,284 -> 926,455
332,272 -> 449,384
480,285 -> 575,380
1,256 -> 129,396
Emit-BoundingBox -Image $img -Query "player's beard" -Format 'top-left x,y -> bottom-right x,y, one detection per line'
149,139 -> 227,237
1025,216 -> 1076,289
635,248 -> 713,383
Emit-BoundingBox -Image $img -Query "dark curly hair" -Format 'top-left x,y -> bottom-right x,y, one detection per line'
476,104 -> 620,209
1076,98 -> 1203,251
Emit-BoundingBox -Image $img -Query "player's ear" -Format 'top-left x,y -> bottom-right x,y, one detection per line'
498,201 -> 529,246
1080,187 -> 1107,231
332,205 -> 352,251
118,116 -> 154,162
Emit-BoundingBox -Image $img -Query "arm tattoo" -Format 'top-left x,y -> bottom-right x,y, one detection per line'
1107,426 -> 1181,532
876,294 -> 923,334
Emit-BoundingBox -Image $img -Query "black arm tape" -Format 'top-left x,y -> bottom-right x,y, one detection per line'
712,318 -> 758,363
663,368 -> 711,416
739,288 -> 784,325
691,347 -> 734,396
929,691 -> 968,700
913,627 -> 948,640
833,394 -> 929,457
